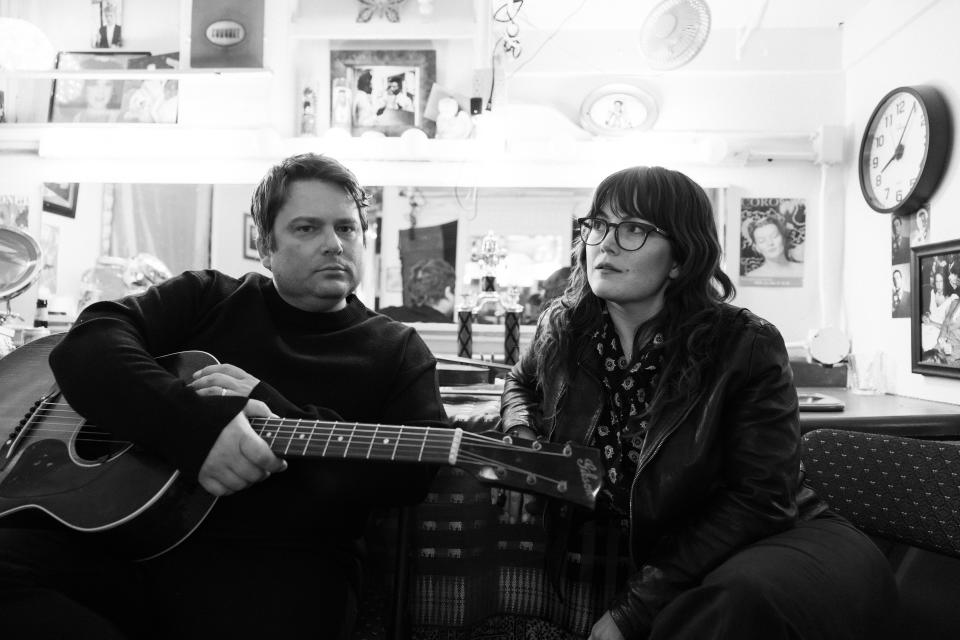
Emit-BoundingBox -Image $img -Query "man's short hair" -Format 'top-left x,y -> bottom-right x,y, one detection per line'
250,153 -> 369,253
406,259 -> 455,306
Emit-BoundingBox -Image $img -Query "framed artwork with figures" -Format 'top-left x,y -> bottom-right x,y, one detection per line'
330,49 -> 436,137
912,239 -> 960,379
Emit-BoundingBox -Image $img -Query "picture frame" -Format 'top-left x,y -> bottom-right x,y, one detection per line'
48,51 -> 150,123
243,213 -> 260,260
42,183 -> 80,218
579,84 -> 659,136
91,0 -> 123,49
911,239 -> 960,379
330,49 -> 437,137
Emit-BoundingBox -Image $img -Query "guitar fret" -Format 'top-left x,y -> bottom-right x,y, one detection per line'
365,424 -> 378,459
303,420 -> 317,456
343,422 -> 358,458
391,425 -> 403,461
283,419 -> 300,456
322,422 -> 336,457
418,427 -> 428,462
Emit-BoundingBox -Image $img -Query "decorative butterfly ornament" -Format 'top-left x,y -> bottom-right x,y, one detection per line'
357,0 -> 407,23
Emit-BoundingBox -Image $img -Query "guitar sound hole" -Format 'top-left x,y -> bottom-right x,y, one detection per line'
74,425 -> 130,462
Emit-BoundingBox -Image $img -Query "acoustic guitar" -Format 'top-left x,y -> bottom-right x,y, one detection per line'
0,334 -> 602,560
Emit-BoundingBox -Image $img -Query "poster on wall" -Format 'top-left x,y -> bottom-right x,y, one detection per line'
738,198 -> 805,288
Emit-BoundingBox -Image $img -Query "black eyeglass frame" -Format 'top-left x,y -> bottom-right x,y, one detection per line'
576,216 -> 670,251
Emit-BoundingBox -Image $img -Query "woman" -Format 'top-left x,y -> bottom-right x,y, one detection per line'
500,166 -> 896,640
930,271 -> 957,324
743,214 -> 802,279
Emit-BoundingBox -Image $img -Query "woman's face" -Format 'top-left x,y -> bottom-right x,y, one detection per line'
752,222 -> 784,260
585,203 -> 677,316
85,80 -> 113,110
935,272 -> 944,292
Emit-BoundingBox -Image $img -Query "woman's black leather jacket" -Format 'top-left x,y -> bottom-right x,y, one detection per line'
500,304 -> 827,638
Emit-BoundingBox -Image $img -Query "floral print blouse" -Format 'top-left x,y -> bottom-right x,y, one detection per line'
592,311 -> 665,516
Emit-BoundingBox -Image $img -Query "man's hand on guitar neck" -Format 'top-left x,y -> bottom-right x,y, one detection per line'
198,399 -> 288,496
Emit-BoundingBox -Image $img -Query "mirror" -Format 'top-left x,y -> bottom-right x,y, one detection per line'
0,225 -> 42,309
376,187 -> 591,324
808,326 -> 851,366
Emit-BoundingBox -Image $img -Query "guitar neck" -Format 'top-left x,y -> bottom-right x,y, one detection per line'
250,418 -> 457,465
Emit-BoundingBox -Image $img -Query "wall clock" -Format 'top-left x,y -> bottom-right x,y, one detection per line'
858,85 -> 952,214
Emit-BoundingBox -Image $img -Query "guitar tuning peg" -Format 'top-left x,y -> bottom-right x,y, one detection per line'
556,480 -> 568,494
562,443 -> 573,457
531,440 -> 542,451
525,473 -> 536,486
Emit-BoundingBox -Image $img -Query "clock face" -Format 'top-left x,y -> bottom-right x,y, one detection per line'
858,86 -> 951,214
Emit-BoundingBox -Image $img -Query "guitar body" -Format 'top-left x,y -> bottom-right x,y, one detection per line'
0,334 -> 216,560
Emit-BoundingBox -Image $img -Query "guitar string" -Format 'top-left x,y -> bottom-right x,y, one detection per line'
11,425 -> 576,489
14,411 -> 585,490
23,405 -> 576,458
14,418 -> 580,465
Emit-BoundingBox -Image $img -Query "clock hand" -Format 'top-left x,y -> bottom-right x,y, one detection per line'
895,103 -> 917,148
880,145 -> 903,174
879,103 -> 916,174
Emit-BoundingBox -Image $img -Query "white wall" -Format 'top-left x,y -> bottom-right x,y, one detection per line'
842,0 -> 960,402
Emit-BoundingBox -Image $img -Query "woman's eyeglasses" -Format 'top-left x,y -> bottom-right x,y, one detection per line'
577,217 -> 669,251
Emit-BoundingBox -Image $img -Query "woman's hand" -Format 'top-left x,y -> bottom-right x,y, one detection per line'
588,612 -> 625,640
189,363 -> 260,398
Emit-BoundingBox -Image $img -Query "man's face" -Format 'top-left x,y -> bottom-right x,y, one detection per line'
387,81 -> 400,95
951,273 -> 960,289
260,179 -> 364,312
893,271 -> 902,289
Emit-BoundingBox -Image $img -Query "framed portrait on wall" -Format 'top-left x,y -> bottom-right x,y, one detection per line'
738,197 -> 806,288
49,51 -> 149,123
912,239 -> 960,379
243,214 -> 259,260
330,49 -> 437,137
42,183 -> 79,218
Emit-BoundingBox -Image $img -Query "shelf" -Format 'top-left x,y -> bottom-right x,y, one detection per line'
0,68 -> 274,80
288,19 -> 476,41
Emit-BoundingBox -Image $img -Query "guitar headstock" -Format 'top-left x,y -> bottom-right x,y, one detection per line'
458,431 -> 602,509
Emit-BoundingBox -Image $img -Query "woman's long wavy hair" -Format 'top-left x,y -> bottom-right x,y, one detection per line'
531,166 -> 735,410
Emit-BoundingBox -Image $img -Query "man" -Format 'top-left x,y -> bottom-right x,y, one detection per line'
891,215 -> 910,265
95,0 -> 122,48
379,258 -> 455,323
0,154 -> 449,639
376,74 -> 413,115
892,268 -> 911,318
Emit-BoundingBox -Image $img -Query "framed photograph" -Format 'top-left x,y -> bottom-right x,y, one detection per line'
244,214 -> 260,260
912,239 -> 960,379
49,51 -> 150,123
123,52 -> 180,123
42,183 -> 80,218
92,0 -> 123,49
579,84 -> 659,136
330,49 -> 437,137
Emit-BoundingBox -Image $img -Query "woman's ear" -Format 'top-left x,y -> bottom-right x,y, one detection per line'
668,262 -> 680,279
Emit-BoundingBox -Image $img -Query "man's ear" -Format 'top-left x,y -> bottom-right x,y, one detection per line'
258,238 -> 272,271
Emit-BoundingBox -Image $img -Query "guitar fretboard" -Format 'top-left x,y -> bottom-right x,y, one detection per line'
250,418 -> 457,465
